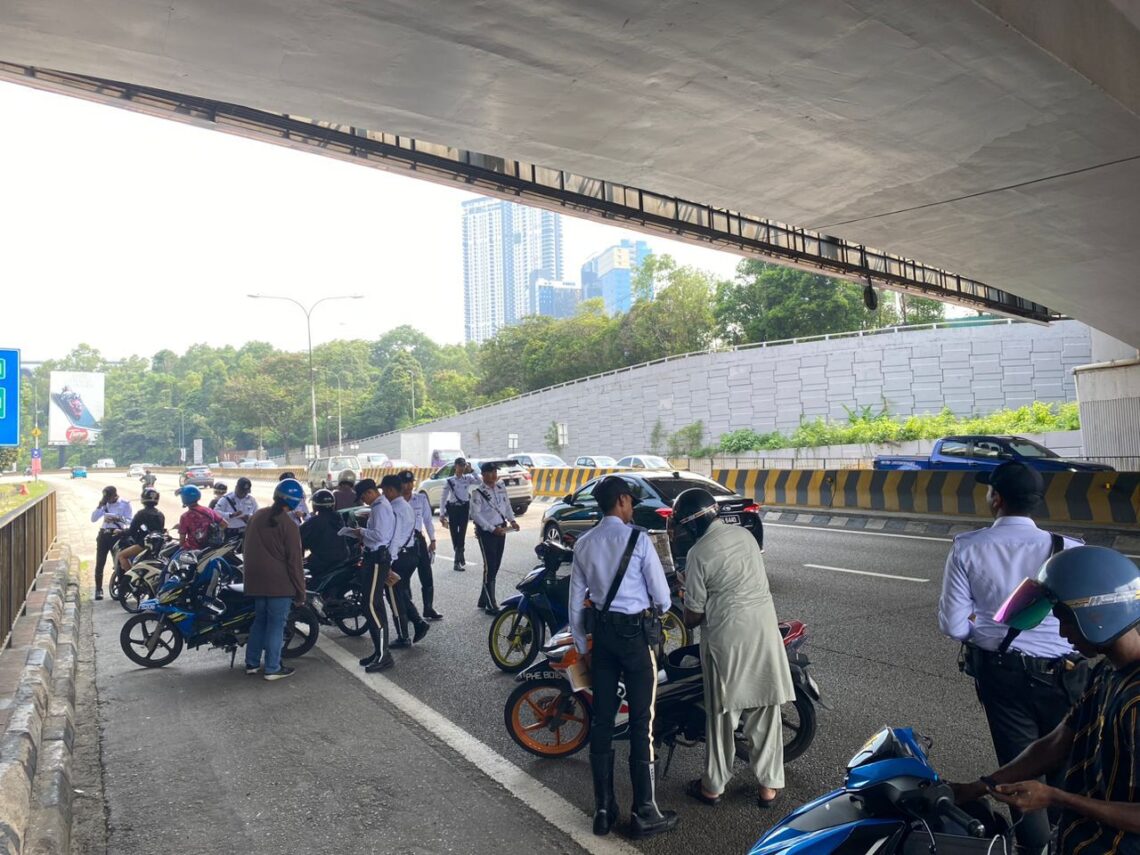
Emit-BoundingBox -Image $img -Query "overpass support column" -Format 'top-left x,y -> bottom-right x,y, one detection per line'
1074,331 -> 1140,470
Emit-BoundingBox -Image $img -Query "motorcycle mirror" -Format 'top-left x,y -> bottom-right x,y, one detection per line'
562,494 -> 574,505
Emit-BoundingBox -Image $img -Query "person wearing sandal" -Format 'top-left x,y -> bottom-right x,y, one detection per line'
674,488 -> 794,809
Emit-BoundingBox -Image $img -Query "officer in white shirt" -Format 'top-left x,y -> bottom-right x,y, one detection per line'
216,477 -> 259,541
440,458 -> 481,571
939,461 -> 1088,852
401,471 -> 443,621
91,486 -> 134,600
353,478 -> 398,672
386,476 -> 431,647
568,476 -> 677,840
470,462 -> 519,614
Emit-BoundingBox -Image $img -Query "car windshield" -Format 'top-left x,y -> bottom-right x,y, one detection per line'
646,477 -> 735,503
1005,438 -> 1059,459
329,457 -> 357,470
641,456 -> 671,469
574,475 -> 645,503
188,467 -> 209,474
592,456 -> 618,467
525,454 -> 565,467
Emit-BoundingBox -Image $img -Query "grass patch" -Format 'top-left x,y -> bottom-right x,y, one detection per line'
0,481 -> 52,517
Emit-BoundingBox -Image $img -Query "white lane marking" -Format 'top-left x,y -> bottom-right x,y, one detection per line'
317,636 -> 639,855
767,523 -> 952,543
803,563 -> 929,583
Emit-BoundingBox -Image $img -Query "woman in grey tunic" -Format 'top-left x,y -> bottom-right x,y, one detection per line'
678,490 -> 794,807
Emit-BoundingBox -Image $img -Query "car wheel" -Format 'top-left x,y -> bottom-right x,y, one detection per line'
542,522 -> 562,544
513,503 -> 529,517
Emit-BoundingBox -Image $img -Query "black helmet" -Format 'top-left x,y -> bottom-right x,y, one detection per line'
141,488 -> 160,506
672,488 -> 718,540
997,546 -> 1140,647
236,476 -> 252,490
213,482 -> 228,493
312,489 -> 336,510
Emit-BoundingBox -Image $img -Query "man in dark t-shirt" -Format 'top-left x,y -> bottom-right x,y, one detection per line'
953,546 -> 1140,855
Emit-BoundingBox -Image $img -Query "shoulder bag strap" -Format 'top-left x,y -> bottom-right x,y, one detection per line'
997,532 -> 1066,654
600,529 -> 641,614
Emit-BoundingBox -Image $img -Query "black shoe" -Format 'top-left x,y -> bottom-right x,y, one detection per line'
484,605 -> 499,616
591,751 -> 618,836
359,653 -> 378,667
413,622 -> 431,643
391,638 -> 411,648
629,760 -> 679,839
423,609 -> 444,621
94,589 -> 104,601
365,655 -> 394,673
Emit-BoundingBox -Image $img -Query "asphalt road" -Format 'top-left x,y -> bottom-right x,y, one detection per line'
50,471 -> 1000,855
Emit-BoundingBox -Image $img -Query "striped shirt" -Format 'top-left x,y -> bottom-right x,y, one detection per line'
1058,661 -> 1140,855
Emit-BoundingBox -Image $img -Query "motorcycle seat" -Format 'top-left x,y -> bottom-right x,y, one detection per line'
663,644 -> 702,680
535,540 -> 574,565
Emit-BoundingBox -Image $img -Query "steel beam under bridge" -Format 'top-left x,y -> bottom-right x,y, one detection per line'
2,62 -> 1059,323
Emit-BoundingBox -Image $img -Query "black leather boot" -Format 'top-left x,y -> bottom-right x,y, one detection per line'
590,751 -> 617,836
629,760 -> 679,839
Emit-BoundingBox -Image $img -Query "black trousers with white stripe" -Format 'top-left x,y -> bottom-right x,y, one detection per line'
358,549 -> 391,661
475,528 -> 505,608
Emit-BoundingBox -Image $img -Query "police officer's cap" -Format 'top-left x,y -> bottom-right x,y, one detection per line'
976,461 -> 1044,504
398,470 -> 416,483
379,474 -> 403,491
354,478 -> 379,498
479,461 -> 499,473
594,475 -> 640,511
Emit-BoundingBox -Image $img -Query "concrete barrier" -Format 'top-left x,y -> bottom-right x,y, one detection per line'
531,468 -> 623,498
710,469 -> 1140,527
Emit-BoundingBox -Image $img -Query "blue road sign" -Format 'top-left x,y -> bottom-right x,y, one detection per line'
31,447 -> 42,459
0,349 -> 20,447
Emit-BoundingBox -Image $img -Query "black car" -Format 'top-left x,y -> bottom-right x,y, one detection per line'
540,471 -> 763,565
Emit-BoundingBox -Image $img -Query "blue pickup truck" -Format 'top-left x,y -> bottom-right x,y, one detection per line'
873,435 -> 1115,473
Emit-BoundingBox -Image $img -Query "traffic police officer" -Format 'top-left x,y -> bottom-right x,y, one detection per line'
385,475 -> 430,646
401,471 -> 443,620
470,461 -> 518,614
939,461 -> 1088,852
568,475 -> 678,839
440,458 -> 480,571
216,477 -> 259,541
353,477 -> 398,672
91,485 -> 133,600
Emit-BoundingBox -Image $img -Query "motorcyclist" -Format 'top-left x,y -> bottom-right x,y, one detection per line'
116,488 -> 166,572
139,468 -> 157,489
332,469 -> 358,511
208,482 -> 228,510
955,546 -> 1140,855
300,489 -> 350,581
177,485 -> 225,550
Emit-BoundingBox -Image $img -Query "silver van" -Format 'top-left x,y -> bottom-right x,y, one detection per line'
306,455 -> 364,490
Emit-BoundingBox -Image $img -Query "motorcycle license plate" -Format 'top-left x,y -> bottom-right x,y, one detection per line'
721,514 -> 740,525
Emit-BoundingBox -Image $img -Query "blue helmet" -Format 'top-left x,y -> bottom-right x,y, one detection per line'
996,546 -> 1140,647
274,478 -> 305,511
178,485 -> 202,507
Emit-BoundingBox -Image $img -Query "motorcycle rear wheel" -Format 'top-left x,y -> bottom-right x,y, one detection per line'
504,679 -> 590,758
331,586 -> 369,637
283,605 -> 320,658
661,607 -> 690,658
734,686 -> 817,764
120,613 -> 183,668
488,607 -> 541,673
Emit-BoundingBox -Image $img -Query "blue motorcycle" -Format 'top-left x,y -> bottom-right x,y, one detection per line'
749,727 -> 1007,855
119,542 -> 319,668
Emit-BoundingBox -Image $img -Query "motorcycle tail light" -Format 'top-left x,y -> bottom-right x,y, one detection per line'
655,508 -> 673,519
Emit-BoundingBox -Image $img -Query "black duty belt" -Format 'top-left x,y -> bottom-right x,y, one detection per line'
446,500 -> 469,507
592,609 -> 645,627
973,646 -> 1082,676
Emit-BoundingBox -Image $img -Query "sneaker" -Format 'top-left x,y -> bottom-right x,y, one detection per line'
94,589 -> 104,601
245,665 -> 261,675
413,622 -> 431,643
263,666 -> 295,681
359,653 -> 378,667
365,657 -> 394,673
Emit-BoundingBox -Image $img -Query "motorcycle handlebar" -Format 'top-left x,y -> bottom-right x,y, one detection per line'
934,796 -> 986,839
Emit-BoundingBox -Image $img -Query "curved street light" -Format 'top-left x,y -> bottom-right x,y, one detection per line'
247,293 -> 364,462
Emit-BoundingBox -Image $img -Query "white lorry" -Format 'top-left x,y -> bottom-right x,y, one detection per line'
399,432 -> 464,469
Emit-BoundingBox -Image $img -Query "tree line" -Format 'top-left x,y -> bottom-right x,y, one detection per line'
9,257 -> 944,468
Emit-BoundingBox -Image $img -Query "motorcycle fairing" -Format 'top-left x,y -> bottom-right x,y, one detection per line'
749,815 -> 903,855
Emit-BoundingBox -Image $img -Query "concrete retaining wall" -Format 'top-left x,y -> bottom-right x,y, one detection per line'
354,320 -> 1092,462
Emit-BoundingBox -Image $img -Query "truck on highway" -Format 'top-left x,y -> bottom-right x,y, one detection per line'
399,432 -> 464,469
873,435 -> 1115,473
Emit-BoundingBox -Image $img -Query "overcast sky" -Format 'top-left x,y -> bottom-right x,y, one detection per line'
0,81 -> 746,363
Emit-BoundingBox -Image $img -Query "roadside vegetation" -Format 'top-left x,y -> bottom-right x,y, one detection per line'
0,481 -> 51,517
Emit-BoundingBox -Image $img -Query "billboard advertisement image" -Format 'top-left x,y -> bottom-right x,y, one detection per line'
48,371 -> 105,446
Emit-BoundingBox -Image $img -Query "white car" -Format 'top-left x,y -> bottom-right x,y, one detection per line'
510,452 -> 568,469
127,463 -> 146,477
575,455 -> 618,468
94,458 -> 117,469
418,459 -> 533,516
616,454 -> 672,470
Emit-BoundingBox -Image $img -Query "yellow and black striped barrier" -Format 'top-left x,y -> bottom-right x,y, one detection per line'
531,468 -> 624,497
711,468 -> 1140,527
363,466 -> 436,484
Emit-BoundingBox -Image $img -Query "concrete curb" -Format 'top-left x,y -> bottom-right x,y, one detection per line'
761,506 -> 1140,550
0,545 -> 80,855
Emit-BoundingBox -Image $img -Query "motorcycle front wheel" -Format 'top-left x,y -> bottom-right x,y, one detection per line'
118,577 -> 154,614
488,607 -> 541,673
504,679 -> 590,758
108,569 -> 128,602
283,605 -> 320,658
735,686 -> 817,764
120,613 -> 183,668
331,586 -> 369,637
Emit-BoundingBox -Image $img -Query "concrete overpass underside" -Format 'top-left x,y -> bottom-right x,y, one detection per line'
1,0 -> 1138,345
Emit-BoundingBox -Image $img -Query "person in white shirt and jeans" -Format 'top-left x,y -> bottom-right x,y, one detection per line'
91,485 -> 133,600
939,461 -> 1089,853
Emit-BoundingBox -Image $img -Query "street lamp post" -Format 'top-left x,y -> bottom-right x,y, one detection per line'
337,374 -> 344,453
162,406 -> 185,462
247,293 -> 363,462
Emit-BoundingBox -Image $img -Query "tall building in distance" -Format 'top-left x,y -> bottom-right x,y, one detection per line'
462,197 -> 564,343
580,238 -> 651,316
531,278 -> 580,319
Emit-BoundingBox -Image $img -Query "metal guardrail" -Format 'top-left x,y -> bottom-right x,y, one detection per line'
0,489 -> 57,647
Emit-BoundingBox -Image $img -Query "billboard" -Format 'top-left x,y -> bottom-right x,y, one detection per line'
48,371 -> 105,446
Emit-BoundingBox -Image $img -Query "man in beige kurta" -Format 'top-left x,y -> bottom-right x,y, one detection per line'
684,518 -> 794,803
